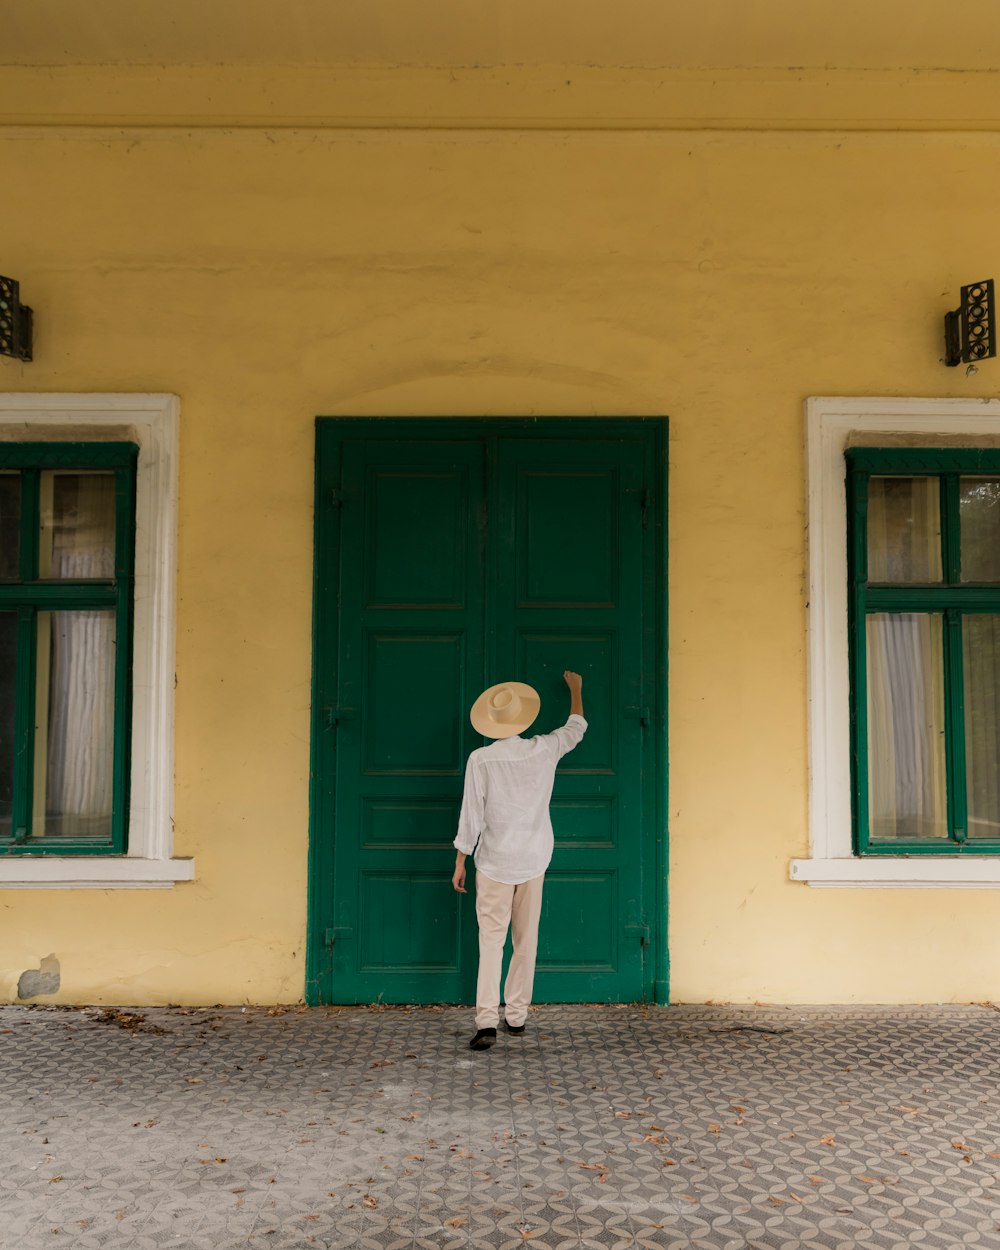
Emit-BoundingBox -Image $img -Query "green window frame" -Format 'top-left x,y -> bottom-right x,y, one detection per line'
0,442 -> 137,856
848,447 -> 1000,855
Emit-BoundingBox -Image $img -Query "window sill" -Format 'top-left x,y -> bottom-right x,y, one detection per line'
0,857 -> 195,889
791,857 -> 1000,888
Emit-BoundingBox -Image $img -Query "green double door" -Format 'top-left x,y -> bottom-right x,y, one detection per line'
309,419 -> 666,1006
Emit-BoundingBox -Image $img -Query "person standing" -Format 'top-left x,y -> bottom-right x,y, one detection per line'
452,670 -> 587,1050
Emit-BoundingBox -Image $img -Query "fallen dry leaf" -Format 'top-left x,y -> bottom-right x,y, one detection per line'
789,1193 -> 808,1203
362,1195 -> 377,1209
768,1195 -> 785,1206
614,1111 -> 632,1119
445,1218 -> 465,1228
951,1140 -> 971,1152
662,1157 -> 677,1166
644,1134 -> 669,1144
858,1175 -> 878,1183
577,1162 -> 609,1182
808,1175 -> 826,1184
707,1124 -> 721,1133
819,1135 -> 836,1146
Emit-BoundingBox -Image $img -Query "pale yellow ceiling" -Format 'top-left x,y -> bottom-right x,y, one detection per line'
1,0 -> 999,71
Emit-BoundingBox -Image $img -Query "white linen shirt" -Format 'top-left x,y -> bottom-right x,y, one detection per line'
454,714 -> 588,885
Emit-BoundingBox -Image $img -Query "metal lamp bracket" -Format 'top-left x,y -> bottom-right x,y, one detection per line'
0,275 -> 32,362
944,278 -> 995,368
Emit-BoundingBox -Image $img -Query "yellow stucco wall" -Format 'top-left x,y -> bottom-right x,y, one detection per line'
3,56 -> 1000,1002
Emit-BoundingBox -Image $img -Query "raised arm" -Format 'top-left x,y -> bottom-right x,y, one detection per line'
564,670 -> 584,719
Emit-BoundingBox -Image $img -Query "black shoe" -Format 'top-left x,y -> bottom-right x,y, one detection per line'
469,1028 -> 497,1050
504,1020 -> 526,1035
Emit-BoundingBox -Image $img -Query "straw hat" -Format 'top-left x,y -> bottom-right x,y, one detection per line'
470,681 -> 541,739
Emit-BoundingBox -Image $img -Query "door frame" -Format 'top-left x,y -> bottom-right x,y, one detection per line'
306,416 -> 669,1005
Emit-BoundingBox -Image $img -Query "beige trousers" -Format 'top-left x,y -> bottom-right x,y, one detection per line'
474,870 -> 545,1030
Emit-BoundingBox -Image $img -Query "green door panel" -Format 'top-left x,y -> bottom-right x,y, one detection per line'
309,420 -> 665,1006
494,437 -> 648,1002
315,436 -> 485,1004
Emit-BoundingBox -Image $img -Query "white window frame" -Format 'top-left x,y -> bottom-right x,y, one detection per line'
793,396 -> 1000,888
0,394 -> 192,888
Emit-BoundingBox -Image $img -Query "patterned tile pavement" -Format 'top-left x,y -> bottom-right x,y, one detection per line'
2,1003 -> 1000,1249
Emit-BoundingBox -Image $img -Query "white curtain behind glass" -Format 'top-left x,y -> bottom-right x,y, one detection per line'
43,475 -> 115,836
964,615 -> 1000,839
867,614 -> 948,839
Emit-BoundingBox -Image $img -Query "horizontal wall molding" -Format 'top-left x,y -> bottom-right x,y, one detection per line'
4,66 -> 1000,132
0,857 -> 194,889
791,857 -> 1000,889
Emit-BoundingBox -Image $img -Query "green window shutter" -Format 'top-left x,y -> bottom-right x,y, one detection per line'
0,443 -> 137,855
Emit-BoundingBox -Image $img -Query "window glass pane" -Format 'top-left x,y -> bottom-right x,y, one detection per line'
867,476 -> 942,584
866,613 -> 948,839
0,613 -> 16,837
39,472 -> 115,579
0,473 -> 19,579
960,477 -> 1000,583
964,615 -> 1000,839
32,609 -> 115,840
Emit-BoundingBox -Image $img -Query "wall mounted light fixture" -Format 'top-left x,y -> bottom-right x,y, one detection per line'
0,276 -> 32,362
944,279 -> 995,368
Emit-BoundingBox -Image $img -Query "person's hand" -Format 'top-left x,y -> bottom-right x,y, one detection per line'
564,670 -> 583,692
452,863 -> 467,893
